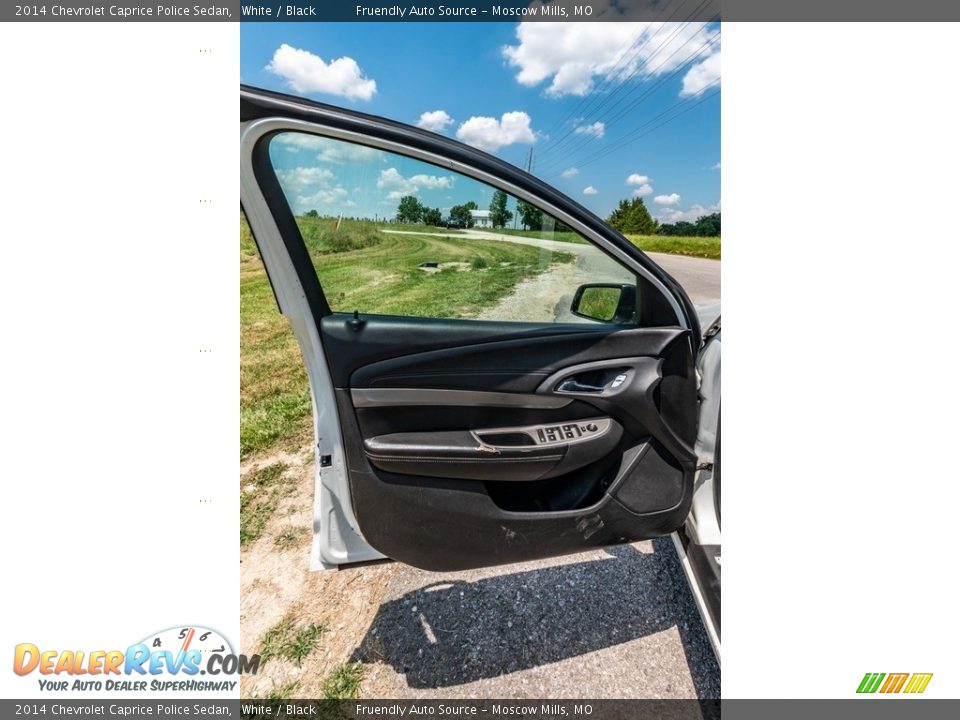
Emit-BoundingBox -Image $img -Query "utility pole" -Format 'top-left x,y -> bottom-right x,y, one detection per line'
516,148 -> 534,229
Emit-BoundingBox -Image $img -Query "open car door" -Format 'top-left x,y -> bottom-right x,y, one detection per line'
240,86 -> 704,571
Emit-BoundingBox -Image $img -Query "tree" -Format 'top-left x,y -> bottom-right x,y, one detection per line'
448,201 -> 478,228
396,195 -> 424,224
421,207 -> 443,226
693,212 -> 721,237
659,213 -> 720,237
516,200 -> 543,231
303,209 -> 319,218
489,190 -> 513,229
607,197 -> 658,235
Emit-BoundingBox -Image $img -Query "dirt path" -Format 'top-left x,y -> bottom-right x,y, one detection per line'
473,261 -> 581,323
240,449 -> 401,699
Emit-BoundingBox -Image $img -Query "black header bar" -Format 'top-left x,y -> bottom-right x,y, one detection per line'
5,0 -> 960,22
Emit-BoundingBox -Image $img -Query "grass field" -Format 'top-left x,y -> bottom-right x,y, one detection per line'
241,215 -> 571,459
626,234 -> 721,260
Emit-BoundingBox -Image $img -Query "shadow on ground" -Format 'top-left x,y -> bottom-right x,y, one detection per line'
351,538 -> 719,698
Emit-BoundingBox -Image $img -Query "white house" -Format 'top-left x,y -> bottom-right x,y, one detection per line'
470,209 -> 492,228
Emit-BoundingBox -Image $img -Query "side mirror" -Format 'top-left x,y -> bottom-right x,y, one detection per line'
570,283 -> 637,324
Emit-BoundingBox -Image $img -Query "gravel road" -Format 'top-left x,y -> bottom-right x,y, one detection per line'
356,540 -> 720,699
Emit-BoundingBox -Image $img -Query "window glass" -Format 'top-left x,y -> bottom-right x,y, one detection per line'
268,131 -> 635,324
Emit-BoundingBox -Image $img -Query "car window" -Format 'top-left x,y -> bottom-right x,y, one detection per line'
267,131 -> 636,325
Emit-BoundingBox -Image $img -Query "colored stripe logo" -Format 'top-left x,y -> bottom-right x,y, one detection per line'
857,672 -> 932,694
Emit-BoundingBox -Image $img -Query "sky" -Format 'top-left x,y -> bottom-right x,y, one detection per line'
241,20 -> 720,224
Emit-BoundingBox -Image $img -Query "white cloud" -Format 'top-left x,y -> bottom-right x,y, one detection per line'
455,112 -> 536,152
656,202 -> 720,223
711,162 -> 721,170
265,43 -> 377,101
561,167 -> 579,178
273,133 -> 385,164
626,173 -> 653,197
681,52 -> 721,97
503,17 -> 719,98
274,166 -> 353,214
416,110 -> 454,133
275,166 -> 334,192
583,186 -> 598,195
377,167 -> 454,201
574,121 -> 605,139
654,193 -> 681,206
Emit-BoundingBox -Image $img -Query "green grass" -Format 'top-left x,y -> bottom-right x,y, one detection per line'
311,233 -> 571,318
241,215 -> 313,457
625,234 -> 721,260
322,661 -> 364,700
298,216 -> 383,254
576,286 -> 621,322
240,463 -> 296,546
275,525 -> 311,550
262,680 -> 300,701
259,613 -> 327,667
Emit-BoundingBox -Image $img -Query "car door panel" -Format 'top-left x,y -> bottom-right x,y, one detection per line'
329,320 -> 697,571
240,86 -> 704,570
338,384 -> 692,571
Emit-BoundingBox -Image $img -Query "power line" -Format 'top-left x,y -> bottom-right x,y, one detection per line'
556,85 -> 720,174
540,0 -> 698,139
538,23 -> 720,167
538,10 -> 716,161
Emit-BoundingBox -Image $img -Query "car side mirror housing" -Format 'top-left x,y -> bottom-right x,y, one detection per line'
570,283 -> 637,324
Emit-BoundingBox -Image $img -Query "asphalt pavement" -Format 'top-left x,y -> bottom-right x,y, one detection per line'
356,539 -> 720,698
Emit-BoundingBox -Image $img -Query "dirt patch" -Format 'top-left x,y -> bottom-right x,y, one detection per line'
473,262 -> 580,323
240,446 -> 401,698
418,261 -> 471,274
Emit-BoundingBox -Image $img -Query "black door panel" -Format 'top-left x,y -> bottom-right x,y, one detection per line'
328,321 -> 697,571
340,316 -> 687,392
338,388 -> 690,571
321,313 -> 641,388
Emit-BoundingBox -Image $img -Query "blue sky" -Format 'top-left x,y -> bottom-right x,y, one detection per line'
241,21 -> 720,224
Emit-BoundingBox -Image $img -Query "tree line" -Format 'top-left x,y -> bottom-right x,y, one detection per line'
394,190 -> 546,230
311,192 -> 719,238
606,197 -> 720,237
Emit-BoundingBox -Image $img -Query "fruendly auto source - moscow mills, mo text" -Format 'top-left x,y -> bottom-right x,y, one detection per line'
353,3 -> 591,18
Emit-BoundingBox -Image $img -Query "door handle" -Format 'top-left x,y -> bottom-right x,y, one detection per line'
556,378 -> 604,394
556,371 -> 630,394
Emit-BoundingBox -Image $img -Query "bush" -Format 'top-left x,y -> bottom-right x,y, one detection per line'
296,215 -> 383,254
